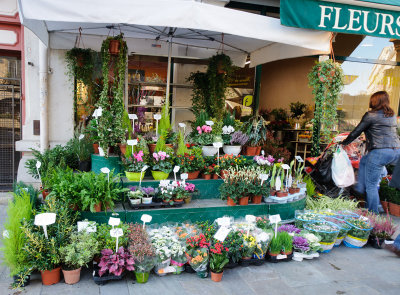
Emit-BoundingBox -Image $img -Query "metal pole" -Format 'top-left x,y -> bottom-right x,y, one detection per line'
166,34 -> 172,100
39,41 -> 49,152
11,86 -> 15,181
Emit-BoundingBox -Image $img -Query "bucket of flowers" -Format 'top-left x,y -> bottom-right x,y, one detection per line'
368,214 -> 398,249
344,217 -> 373,248
186,234 -> 210,278
295,210 -> 323,229
304,221 -> 340,253
323,216 -> 352,246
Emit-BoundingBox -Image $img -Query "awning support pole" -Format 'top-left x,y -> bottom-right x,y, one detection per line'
39,41 -> 49,152
166,33 -> 173,100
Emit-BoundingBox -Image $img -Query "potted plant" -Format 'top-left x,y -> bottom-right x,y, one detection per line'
219,168 -> 243,206
304,221 -> 340,252
280,231 -> 293,256
86,119 -> 101,154
151,150 -> 173,180
141,187 -> 155,204
202,165 -> 213,180
128,224 -> 156,283
194,124 -> 219,156
223,131 -> 249,156
275,167 -> 288,197
94,223 -> 130,259
243,117 -> 267,156
380,178 -> 400,216
222,231 -> 244,265
158,180 -> 176,205
128,187 -> 144,205
1,190 -> 34,288
176,147 -> 204,179
242,234 -> 257,260
122,150 -> 147,181
209,241 -> 229,282
95,247 -> 135,284
66,131 -> 94,172
185,234 -> 210,278
368,214 -> 398,249
269,164 -> 277,196
60,231 -> 99,284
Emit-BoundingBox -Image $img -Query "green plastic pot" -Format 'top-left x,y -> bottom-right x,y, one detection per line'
135,272 -> 149,283
125,171 -> 144,181
151,171 -> 169,180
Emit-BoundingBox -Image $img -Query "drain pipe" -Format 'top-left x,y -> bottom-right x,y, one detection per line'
39,41 -> 49,152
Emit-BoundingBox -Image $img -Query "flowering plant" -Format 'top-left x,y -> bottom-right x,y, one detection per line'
148,226 -> 183,263
299,232 -> 323,253
122,150 -> 148,172
98,247 -> 135,277
151,151 -> 173,173
222,231 -> 244,263
256,216 -> 271,231
209,242 -> 229,273
304,221 -> 340,244
278,224 -> 301,235
242,234 -> 257,258
158,180 -> 178,204
254,155 -> 274,166
141,186 -> 156,197
187,248 -> 208,272
230,131 -> 249,146
369,214 -> 398,240
192,125 -> 215,145
345,217 -> 373,240
292,236 -> 310,253
128,224 -> 157,272
186,234 -> 210,256
176,150 -> 204,172
128,186 -> 144,199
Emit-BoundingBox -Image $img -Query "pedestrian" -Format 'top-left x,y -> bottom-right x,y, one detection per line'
341,91 -> 400,213
389,158 -> 400,189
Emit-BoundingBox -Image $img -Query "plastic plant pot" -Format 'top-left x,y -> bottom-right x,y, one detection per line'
135,272 -> 149,283
304,221 -> 340,253
343,217 -> 373,248
125,171 -> 145,181
151,171 -> 170,180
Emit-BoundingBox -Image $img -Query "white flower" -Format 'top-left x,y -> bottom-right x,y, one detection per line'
222,125 -> 235,135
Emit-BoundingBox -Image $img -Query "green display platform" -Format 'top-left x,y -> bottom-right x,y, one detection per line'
79,203 -> 126,223
91,154 -> 123,174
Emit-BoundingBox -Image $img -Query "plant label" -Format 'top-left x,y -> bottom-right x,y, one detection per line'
36,161 -> 41,169
178,123 -> 186,128
213,142 -> 223,148
295,156 -> 304,162
108,217 -> 121,227
141,214 -> 152,223
100,167 -> 110,174
173,166 -> 180,173
141,165 -> 149,172
245,215 -> 256,223
258,174 -> 269,185
35,213 -> 56,239
181,173 -> 188,181
269,214 -> 281,224
261,150 -> 265,156
216,217 -> 231,227
2,230 -> 9,239
288,175 -> 293,188
277,254 -> 287,260
78,221 -> 96,233
110,228 -> 123,238
153,114 -> 162,120
281,164 -> 290,170
359,216 -> 369,222
214,226 -> 231,242
79,134 -> 84,140
127,139 -> 137,146
128,114 -> 138,120
205,120 -> 214,126
275,176 -> 281,191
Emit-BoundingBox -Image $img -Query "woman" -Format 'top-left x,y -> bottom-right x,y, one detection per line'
341,91 -> 400,213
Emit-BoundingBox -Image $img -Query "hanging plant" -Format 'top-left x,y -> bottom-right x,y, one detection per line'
308,60 -> 344,156
187,53 -> 234,120
96,34 -> 128,156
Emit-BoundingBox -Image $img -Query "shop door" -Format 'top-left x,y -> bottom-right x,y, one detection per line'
0,80 -> 21,190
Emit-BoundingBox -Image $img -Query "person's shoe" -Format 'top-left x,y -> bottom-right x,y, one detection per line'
383,243 -> 400,257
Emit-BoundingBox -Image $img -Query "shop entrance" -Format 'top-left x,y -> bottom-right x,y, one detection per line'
0,80 -> 21,190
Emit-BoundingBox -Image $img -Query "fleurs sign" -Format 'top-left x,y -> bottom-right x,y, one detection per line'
281,0 -> 400,39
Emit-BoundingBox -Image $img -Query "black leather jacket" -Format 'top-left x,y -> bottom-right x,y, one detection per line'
342,110 -> 400,151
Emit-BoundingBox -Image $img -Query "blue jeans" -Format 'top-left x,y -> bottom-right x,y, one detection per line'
356,148 -> 400,213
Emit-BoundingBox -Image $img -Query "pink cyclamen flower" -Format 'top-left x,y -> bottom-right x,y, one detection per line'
267,155 -> 275,164
201,125 -> 212,133
153,152 -> 159,161
197,126 -> 202,134
185,183 -> 195,192
158,151 -> 167,160
133,150 -> 144,162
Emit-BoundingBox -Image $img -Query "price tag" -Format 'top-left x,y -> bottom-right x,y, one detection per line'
108,217 -> 121,227
79,134 -> 84,140
275,176 -> 281,191
269,214 -> 281,224
153,114 -> 162,120
213,142 -> 223,148
100,167 -> 110,174
36,161 -> 42,169
181,173 -> 188,181
205,120 -> 214,126
245,215 -> 256,223
261,150 -> 265,156
78,221 -> 97,233
173,166 -> 180,173
93,107 -> 103,118
178,123 -> 186,128
257,232 -> 269,242
281,164 -> 290,170
128,114 -> 138,120
110,228 -> 123,238
214,226 -> 231,242
127,139 -> 138,146
141,165 -> 149,172
141,214 -> 152,223
295,156 -> 304,162
258,174 -> 269,186
35,213 -> 56,239
277,254 -> 287,260
216,217 -> 231,227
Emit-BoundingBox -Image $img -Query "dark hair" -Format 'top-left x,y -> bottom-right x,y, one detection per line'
369,91 -> 394,117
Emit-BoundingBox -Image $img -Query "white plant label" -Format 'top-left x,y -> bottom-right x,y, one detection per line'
110,228 -> 123,252
35,213 -> 56,239
275,176 -> 281,191
270,214 -> 281,224
108,217 -> 121,227
129,114 -> 138,120
216,217 -> 231,227
178,123 -> 186,128
245,215 -> 256,223
98,147 -> 105,157
78,221 -> 97,233
141,165 -> 149,172
213,142 -> 223,148
281,164 -> 290,170
277,254 -> 287,260
181,173 -> 188,181
36,161 -> 42,182
100,167 -> 110,182
261,150 -> 265,156
153,114 -> 162,120
214,226 -> 231,242
288,175 -> 293,189
127,139 -> 137,146
295,156 -> 304,163
173,166 -> 180,173
259,174 -> 269,186
79,134 -> 84,140
141,214 -> 152,229
205,120 -> 214,126
3,230 -> 9,239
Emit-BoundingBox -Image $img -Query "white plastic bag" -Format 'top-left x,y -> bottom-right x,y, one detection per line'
331,146 -> 355,188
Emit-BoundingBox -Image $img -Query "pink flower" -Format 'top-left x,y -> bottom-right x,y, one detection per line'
153,152 -> 159,161
158,151 -> 167,160
133,150 -> 144,162
185,183 -> 195,192
201,125 -> 212,133
267,155 -> 275,164
197,126 -> 202,134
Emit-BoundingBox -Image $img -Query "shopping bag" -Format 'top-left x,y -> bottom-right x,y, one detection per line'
331,146 -> 355,188
311,148 -> 334,184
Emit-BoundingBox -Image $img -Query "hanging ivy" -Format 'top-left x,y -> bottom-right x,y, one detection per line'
308,60 -> 344,156
188,53 -> 234,120
96,34 -> 128,156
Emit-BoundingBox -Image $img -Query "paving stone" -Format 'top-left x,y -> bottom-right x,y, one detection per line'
248,278 -> 298,295
99,279 -> 129,295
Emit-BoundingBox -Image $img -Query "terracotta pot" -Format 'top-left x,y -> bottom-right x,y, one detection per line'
239,196 -> 249,206
212,174 -> 219,180
148,144 -> 157,154
211,271 -> 223,282
268,252 -> 279,257
119,143 -> 127,155
245,146 -> 259,156
252,195 -> 262,204
93,143 -> 99,154
109,39 -> 120,55
389,202 -> 400,217
381,201 -> 389,214
282,251 -> 293,256
256,146 -> 262,155
41,267 -> 61,285
242,257 -> 252,260
202,174 -> 211,180
187,171 -> 200,179
62,268 -> 81,285
165,144 -> 173,149
173,199 -> 184,203
42,189 -> 50,200
94,202 -> 102,212
276,191 -> 288,198
220,170 -> 228,179
270,189 -> 276,196
295,188 -> 301,193
227,197 -> 236,206
289,187 -> 296,194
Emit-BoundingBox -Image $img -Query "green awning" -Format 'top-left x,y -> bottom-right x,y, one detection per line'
281,0 -> 400,39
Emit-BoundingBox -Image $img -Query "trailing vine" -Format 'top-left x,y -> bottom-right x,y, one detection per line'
308,60 -> 344,156
96,34 -> 128,156
188,53 -> 234,120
